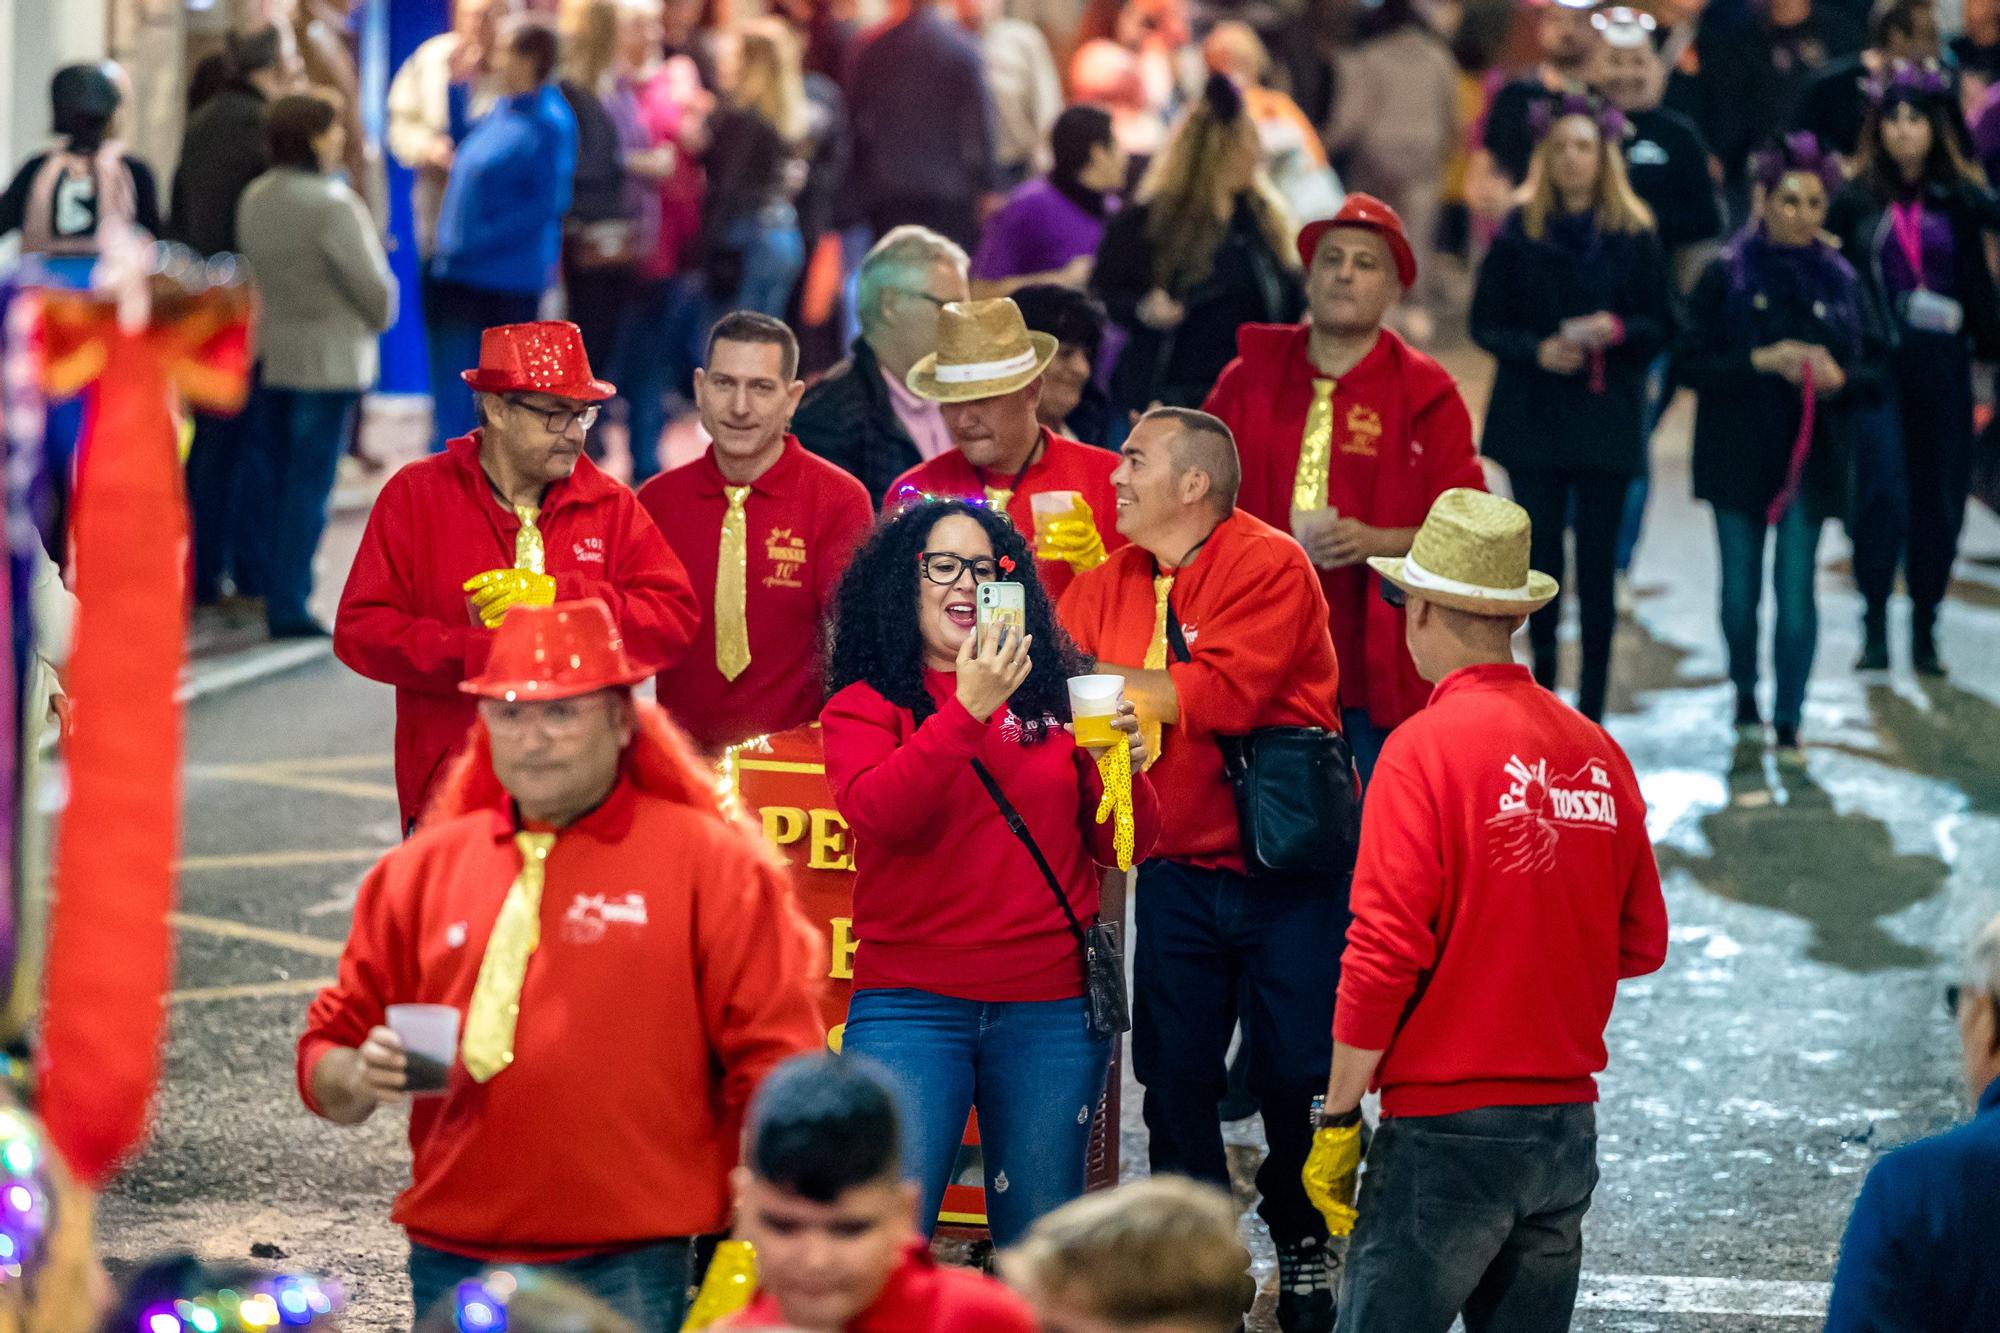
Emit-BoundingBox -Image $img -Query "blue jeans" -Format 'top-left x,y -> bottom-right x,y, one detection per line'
841,988 -> 1110,1247
408,1239 -> 690,1332
714,208 -> 805,321
1342,708 -> 1392,790
1615,350 -> 1674,573
614,274 -> 705,483
239,385 -> 359,631
1133,859 -> 1345,1247
1715,501 -> 1823,729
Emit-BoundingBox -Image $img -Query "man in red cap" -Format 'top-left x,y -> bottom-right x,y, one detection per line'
1203,196 -> 1484,781
335,320 -> 701,828
639,312 -> 873,753
300,598 -> 826,1332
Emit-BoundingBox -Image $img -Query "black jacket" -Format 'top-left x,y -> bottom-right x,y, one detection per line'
1470,211 -> 1674,478
1622,107 -> 1725,252
792,337 -> 919,505
168,83 -> 269,255
1092,197 -> 1304,413
1827,175 -> 2000,363
559,81 -> 630,224
1680,239 -> 1888,516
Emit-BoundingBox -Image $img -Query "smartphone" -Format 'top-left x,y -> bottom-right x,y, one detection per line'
976,581 -> 1026,651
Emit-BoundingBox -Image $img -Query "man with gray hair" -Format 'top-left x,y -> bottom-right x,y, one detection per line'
792,225 -> 970,504
1057,407 -> 1347,1333
1826,912 -> 2000,1330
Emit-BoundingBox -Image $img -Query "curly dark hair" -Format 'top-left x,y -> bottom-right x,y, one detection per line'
825,499 -> 1085,737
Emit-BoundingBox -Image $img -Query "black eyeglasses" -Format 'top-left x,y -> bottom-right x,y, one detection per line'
507,396 -> 600,434
1378,579 -> 1407,609
918,552 -> 1001,586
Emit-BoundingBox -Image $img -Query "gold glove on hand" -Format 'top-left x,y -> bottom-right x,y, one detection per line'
1302,1120 -> 1363,1237
1041,499 -> 1108,572
463,568 -> 558,628
1094,738 -> 1137,871
681,1239 -> 758,1330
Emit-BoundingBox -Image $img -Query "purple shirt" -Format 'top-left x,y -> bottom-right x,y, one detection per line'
969,178 -> 1111,281
1878,196 -> 1956,299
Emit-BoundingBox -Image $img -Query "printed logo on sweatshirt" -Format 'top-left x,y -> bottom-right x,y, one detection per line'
1340,405 -> 1383,456
1486,754 -> 1620,874
763,526 -> 808,590
560,892 -> 650,944
572,536 -> 606,565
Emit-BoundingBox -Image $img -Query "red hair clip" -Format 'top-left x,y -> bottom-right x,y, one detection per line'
998,556 -> 1016,574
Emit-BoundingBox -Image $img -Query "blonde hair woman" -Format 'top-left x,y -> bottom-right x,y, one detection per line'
1469,93 -> 1671,722
696,16 -> 810,317
1090,72 -> 1302,411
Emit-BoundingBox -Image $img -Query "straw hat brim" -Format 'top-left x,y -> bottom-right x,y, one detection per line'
1367,555 -> 1560,616
906,331 -> 1060,403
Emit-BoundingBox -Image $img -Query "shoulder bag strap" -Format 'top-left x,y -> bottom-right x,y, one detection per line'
969,757 -> 1091,950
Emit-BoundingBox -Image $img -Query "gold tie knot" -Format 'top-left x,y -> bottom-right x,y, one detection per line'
984,486 -> 1014,515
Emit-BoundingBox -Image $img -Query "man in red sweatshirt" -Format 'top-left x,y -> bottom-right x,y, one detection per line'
1058,408 -> 1344,1333
728,1054 -> 1039,1332
1204,195 -> 1485,781
887,297 -> 1123,600
639,312 -> 873,753
299,600 -> 825,1331
1308,489 -> 1668,1332
334,321 -> 700,828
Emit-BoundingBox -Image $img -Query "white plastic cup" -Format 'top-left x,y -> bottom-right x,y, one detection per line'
386,1003 -> 461,1097
1068,673 -> 1125,749
1032,490 -> 1085,545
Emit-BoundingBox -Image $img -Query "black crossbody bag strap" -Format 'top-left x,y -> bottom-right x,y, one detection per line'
1164,601 -> 1192,664
969,757 -> 1092,947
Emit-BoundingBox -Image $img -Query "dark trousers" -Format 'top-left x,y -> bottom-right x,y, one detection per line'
409,1239 -> 691,1333
866,194 -> 981,254
1511,470 -> 1628,722
424,275 -> 541,451
1133,858 -> 1345,1247
1336,1104 -> 1599,1333
186,407 -> 253,604
1853,331 -> 1975,627
614,274 -> 704,483
240,385 -> 360,631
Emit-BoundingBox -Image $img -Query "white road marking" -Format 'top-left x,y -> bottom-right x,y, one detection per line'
1575,1273 -> 1829,1318
170,912 -> 343,959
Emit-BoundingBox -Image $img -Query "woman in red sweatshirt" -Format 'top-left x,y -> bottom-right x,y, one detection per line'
821,498 -> 1159,1247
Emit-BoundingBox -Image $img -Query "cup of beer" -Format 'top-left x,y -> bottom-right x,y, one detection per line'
386,1003 -> 461,1096
1068,673 -> 1125,749
1032,490 -> 1085,549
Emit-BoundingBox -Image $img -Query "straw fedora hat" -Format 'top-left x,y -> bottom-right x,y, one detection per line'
907,298 -> 1060,403
1368,488 -> 1560,616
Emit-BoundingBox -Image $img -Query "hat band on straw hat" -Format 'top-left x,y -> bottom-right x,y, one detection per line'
933,346 -> 1042,384
1401,552 -> 1534,601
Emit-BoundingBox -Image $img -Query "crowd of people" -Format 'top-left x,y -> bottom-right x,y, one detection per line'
10,0 -> 2000,1328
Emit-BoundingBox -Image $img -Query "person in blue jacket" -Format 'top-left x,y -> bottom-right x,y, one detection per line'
1826,911 -> 2000,1332
426,16 -> 578,450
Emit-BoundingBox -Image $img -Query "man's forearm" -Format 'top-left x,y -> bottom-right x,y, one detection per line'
1094,663 -> 1179,724
1323,1042 -> 1385,1116
309,1047 -> 379,1126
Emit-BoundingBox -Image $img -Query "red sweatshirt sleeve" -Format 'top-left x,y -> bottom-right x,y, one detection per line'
1333,746 -> 1447,1050
822,686 -> 991,848
691,830 -> 828,1145
297,854 -> 410,1117
334,475 -> 488,695
556,497 -> 701,675
1167,548 -> 1328,741
1612,754 -> 1668,978
1413,381 -> 1487,497
1072,748 -> 1161,867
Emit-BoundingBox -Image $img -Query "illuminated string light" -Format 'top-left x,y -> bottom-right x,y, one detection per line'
133,1276 -> 340,1333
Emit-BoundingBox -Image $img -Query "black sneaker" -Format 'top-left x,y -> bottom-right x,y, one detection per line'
1912,621 -> 1945,678
1734,691 -> 1762,731
1774,722 -> 1802,755
1276,1236 -> 1338,1333
1857,624 -> 1889,672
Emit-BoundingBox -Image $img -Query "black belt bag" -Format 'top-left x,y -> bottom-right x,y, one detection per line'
1217,727 -> 1361,879
1164,597 -> 1360,882
970,758 -> 1131,1038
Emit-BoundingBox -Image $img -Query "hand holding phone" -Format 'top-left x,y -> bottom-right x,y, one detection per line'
960,582 -> 1032,722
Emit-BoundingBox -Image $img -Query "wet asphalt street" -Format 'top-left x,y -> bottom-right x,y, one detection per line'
97,382 -> 2000,1331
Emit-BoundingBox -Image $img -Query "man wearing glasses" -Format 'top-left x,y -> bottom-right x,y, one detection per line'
336,320 -> 699,830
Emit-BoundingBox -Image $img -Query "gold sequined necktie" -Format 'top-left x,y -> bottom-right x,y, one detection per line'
462,831 -> 556,1083
1291,378 -> 1336,512
1139,573 -> 1175,768
983,485 -> 1014,515
513,503 -> 546,574
716,485 -> 752,682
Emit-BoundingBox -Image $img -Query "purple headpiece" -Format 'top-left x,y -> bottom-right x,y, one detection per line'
1528,92 -> 1627,146
1861,59 -> 1952,108
1750,131 -> 1845,196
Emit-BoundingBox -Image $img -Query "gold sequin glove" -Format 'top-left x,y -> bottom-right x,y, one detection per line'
681,1239 -> 759,1330
1302,1116 -> 1363,1237
463,568 -> 558,629
1041,498 -> 1108,572
1094,738 -> 1136,871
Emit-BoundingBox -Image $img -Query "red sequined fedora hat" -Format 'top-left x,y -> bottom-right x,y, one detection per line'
460,599 -> 653,701
460,320 -> 616,402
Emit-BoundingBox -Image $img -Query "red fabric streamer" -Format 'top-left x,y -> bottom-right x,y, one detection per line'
1766,360 -> 1817,529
